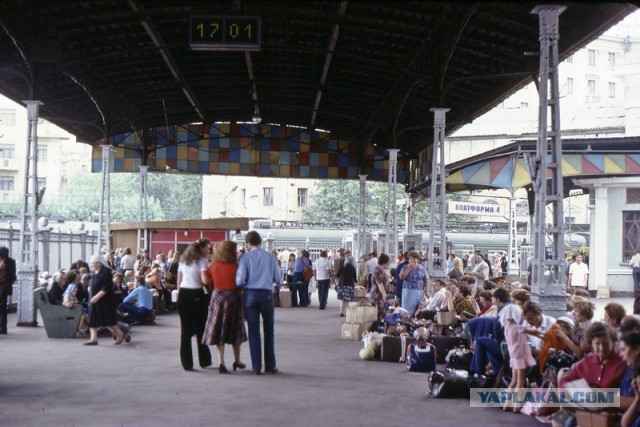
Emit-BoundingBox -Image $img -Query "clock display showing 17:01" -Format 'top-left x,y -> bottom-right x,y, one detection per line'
189,16 -> 261,51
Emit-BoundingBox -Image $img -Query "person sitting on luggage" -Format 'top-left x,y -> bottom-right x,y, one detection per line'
120,275 -> 153,325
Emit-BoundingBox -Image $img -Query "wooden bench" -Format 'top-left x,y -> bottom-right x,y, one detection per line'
33,287 -> 82,338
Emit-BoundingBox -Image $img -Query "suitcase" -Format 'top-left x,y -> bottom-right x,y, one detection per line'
406,338 -> 437,373
380,335 -> 416,363
427,336 -> 467,364
341,322 -> 372,340
279,289 -> 292,308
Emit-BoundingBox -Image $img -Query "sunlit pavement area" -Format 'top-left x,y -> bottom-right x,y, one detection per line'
0,294 -> 630,427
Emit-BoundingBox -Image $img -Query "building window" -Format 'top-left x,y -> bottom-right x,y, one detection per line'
623,211 -> 640,261
608,52 -> 616,67
0,144 -> 15,158
0,109 -> 16,126
588,80 -> 596,95
0,176 -> 14,191
566,54 -> 573,63
37,178 -> 46,190
567,78 -> 574,95
588,49 -> 596,66
37,145 -> 48,161
263,187 -> 273,206
297,188 -> 308,207
627,189 -> 640,204
608,82 -> 616,98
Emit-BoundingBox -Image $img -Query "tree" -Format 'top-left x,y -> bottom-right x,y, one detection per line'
303,179 -> 478,226
302,179 -> 405,225
37,171 -> 203,222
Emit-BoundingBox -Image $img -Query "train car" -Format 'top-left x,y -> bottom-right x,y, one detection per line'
251,222 -> 586,255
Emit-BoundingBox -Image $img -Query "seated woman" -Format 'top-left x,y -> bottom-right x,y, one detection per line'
622,364 -> 640,427
447,283 -> 480,320
510,288 -> 530,308
604,302 -> 627,331
62,283 -> 88,333
552,322 -> 627,427
478,290 -> 497,317
566,299 -> 596,358
620,332 -> 640,412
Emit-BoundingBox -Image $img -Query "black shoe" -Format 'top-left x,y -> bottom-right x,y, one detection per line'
339,313 -> 345,317
265,368 -> 279,374
200,363 -> 212,369
183,367 -> 194,371
233,361 -> 246,371
219,364 -> 229,374
253,369 -> 262,375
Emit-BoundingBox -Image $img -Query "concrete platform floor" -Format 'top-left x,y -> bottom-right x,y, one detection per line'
1,293 -> 629,427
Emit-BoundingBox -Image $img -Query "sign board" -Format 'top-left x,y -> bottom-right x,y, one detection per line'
448,201 -> 504,217
190,16 -> 261,51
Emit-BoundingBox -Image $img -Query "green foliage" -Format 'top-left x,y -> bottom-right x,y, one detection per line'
303,179 -> 405,224
37,171 -> 202,222
303,179 -> 477,225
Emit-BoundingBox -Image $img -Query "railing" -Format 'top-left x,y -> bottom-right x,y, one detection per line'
0,227 -> 100,273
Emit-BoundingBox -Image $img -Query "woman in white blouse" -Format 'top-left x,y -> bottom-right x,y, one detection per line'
177,239 -> 212,371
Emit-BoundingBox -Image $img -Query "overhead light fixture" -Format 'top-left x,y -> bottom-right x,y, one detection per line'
252,106 -> 261,124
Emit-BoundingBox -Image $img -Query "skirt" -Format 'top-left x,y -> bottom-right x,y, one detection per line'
88,293 -> 118,328
510,355 -> 537,370
336,285 -> 354,302
202,289 -> 247,346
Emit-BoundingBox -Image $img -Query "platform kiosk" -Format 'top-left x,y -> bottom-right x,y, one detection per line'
344,230 -> 372,262
399,232 -> 422,253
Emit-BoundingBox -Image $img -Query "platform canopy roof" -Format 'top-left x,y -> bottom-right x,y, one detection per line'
0,1 -> 634,159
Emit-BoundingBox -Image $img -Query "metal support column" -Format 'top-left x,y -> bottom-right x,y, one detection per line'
16,100 -> 43,326
531,5 -> 567,319
98,145 -> 113,253
137,165 -> 149,254
385,149 -> 399,262
405,196 -> 415,235
427,108 -> 450,278
356,174 -> 367,263
507,192 -> 519,275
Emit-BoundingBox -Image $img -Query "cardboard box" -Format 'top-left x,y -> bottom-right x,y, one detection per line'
436,311 -> 455,325
354,286 -> 367,299
341,322 -> 373,340
279,289 -> 291,308
576,410 -> 620,427
346,305 -> 377,324
596,285 -> 610,299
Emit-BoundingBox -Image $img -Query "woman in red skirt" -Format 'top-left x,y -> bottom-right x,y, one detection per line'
202,240 -> 248,374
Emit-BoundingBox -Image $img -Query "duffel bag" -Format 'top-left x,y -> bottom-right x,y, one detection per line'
445,348 -> 473,372
426,369 -> 470,398
406,337 -> 436,373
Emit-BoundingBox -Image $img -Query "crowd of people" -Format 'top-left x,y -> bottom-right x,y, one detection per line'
4,239 -> 640,424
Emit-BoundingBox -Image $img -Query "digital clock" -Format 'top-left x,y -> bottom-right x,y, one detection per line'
189,16 -> 261,51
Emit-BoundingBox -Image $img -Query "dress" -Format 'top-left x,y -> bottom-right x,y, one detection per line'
370,265 -> 388,319
504,321 -> 536,370
202,261 -> 247,346
88,266 -> 118,327
336,263 -> 356,301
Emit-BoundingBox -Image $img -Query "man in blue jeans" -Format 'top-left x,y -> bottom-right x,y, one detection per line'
236,231 -> 281,375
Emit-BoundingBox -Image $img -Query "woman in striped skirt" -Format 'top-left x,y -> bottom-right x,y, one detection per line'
202,240 -> 247,374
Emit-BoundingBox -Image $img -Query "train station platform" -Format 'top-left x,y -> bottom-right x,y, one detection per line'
1,294 -> 630,427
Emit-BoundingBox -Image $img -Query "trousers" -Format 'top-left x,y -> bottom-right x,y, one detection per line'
177,288 -> 212,370
317,279 -> 330,309
244,289 -> 276,372
401,288 -> 424,317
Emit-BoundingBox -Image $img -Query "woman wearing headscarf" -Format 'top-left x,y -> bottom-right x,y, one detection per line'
84,254 -> 129,346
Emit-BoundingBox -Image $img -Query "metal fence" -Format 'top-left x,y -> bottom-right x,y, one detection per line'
0,226 -> 100,274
